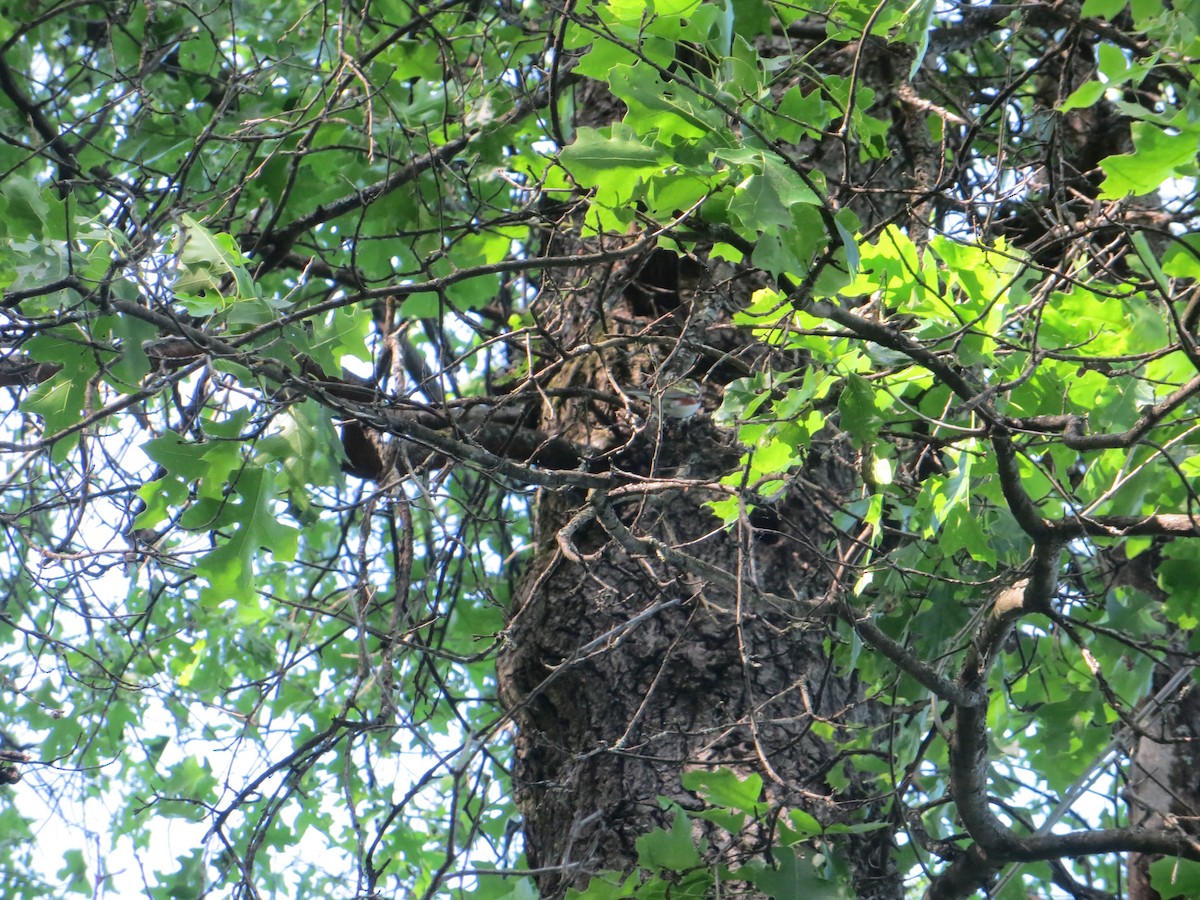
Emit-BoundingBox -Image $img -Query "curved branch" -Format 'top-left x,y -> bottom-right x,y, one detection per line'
943,544 -> 1200,885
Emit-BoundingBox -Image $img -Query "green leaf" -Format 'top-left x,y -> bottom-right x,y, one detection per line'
1159,543 -> 1200,629
136,429 -> 246,530
635,806 -> 701,871
101,314 -> 157,391
705,496 -> 741,526
750,203 -> 827,276
1149,857 -> 1200,897
172,215 -> 258,301
1099,122 -> 1199,198
723,150 -> 821,233
0,174 -> 66,239
1060,80 -> 1106,112
784,808 -> 822,838
559,126 -> 668,191
156,758 -> 219,821
608,64 -> 724,142
153,850 -> 207,900
194,466 -> 300,609
1082,0 -> 1127,14
464,874 -> 539,900
566,872 -> 643,900
56,849 -> 91,895
743,847 -> 851,900
838,374 -> 881,445
1161,234 -> 1200,278
21,376 -> 88,462
682,768 -> 768,815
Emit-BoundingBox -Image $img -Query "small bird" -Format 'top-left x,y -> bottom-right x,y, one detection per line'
624,379 -> 704,419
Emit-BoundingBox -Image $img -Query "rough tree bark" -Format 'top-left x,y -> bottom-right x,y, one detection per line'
495,56 -> 905,894
494,241 -> 900,897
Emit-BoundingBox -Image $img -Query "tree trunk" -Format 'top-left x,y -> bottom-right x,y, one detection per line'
494,25 -> 933,900
1126,652 -> 1200,900
496,71 -> 899,890
496,283 -> 899,897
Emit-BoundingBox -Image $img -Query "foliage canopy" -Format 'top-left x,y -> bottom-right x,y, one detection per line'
3,0 -> 1200,898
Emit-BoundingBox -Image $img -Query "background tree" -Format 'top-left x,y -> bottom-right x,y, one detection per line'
1,1 -> 1200,898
